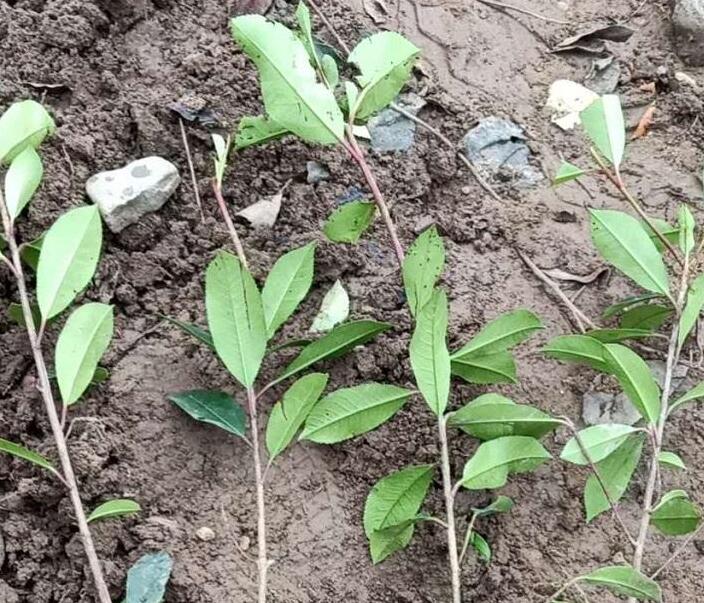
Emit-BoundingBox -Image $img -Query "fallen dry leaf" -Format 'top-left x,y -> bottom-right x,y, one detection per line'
237,193 -> 282,228
543,266 -> 608,285
632,104 -> 656,140
552,24 -> 634,55
364,0 -> 390,24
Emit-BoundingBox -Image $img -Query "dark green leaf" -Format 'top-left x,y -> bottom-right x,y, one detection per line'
87,499 -> 141,524
451,310 -> 543,359
619,304 -> 671,331
0,438 -> 54,472
472,495 -> 514,516
163,316 -> 214,349
651,490 -> 700,536
469,532 -> 491,562
580,565 -> 661,601
542,334 -> 608,372
586,328 -> 654,343
168,390 -> 247,438
19,235 -> 43,271
603,294 -> 663,319
669,381 -> 704,416
451,351 -> 517,384
323,201 -> 376,244
234,115 -> 289,150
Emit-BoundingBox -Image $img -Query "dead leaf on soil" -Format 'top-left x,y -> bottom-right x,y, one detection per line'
237,181 -> 291,228
364,0 -> 390,24
546,79 -> 598,130
543,266 -> 608,285
632,104 -> 656,140
552,24 -> 634,55
232,0 -> 273,15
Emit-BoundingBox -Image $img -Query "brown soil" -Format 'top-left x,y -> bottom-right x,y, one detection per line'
1,0 -> 704,601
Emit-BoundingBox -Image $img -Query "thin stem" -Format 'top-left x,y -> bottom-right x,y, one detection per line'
0,191 -> 111,603
212,180 -> 249,270
247,386 -> 269,603
650,521 -> 704,579
306,0 -> 351,56
344,132 -> 405,267
458,512 -> 478,566
179,118 -> 205,222
0,251 -> 18,276
438,414 -> 462,603
547,577 -> 581,602
424,516 -> 449,529
474,0 -> 569,24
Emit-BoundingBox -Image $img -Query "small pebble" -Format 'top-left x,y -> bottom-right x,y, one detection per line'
196,527 -> 215,542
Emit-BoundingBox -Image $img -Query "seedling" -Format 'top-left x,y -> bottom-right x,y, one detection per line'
0,101 -> 139,603
541,94 -> 704,601
166,136 -> 413,602
364,226 -> 554,602
231,2 -> 421,266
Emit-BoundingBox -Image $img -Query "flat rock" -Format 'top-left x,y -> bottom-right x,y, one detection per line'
582,391 -> 641,426
674,0 -> 704,65
86,156 -> 180,232
368,93 -> 426,152
306,161 -> 330,184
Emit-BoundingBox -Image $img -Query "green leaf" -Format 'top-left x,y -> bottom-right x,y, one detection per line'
670,381 -> 704,416
658,451 -> 685,470
603,343 -> 660,424
651,490 -> 701,536
586,328 -> 654,343
451,351 -> 517,384
262,243 -> 315,338
266,373 -> 328,459
321,54 -> 339,88
462,436 -> 551,490
7,302 -> 41,328
580,565 -> 661,601
0,100 -> 56,164
448,399 -> 560,441
542,334 -> 608,372
0,438 -> 55,472
309,279 -> 349,333
168,390 -> 247,438
584,435 -> 644,522
4,147 -> 43,220
646,217 -> 680,254
87,499 -> 141,523
561,424 -> 638,465
678,274 -> 704,348
163,316 -> 214,349
125,551 -> 173,603
603,293 -> 663,319
678,205 -> 695,256
472,495 -> 514,516
55,303 -> 114,406
410,289 -> 450,415
231,15 -> 344,145
403,226 -> 445,317
20,235 -> 43,271
300,383 -> 411,443
590,209 -> 670,297
36,206 -> 103,320
234,115 -> 289,150
272,320 -> 391,386
469,532 -> 491,562
580,95 -> 625,170
364,464 -> 434,563
348,32 -> 420,120
323,201 -> 376,244
206,251 -> 267,387
451,310 -> 543,359
619,304 -> 671,331
553,161 -> 585,185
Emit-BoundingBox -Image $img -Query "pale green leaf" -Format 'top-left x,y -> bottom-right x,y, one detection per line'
580,95 -> 625,170
584,435 -> 643,522
4,147 -> 43,220
36,206 -> 103,320
410,289 -> 450,415
451,310 -> 543,359
0,437 -> 54,472
542,334 -> 609,372
0,100 -> 56,164
472,495 -> 514,516
403,226 -> 445,317
231,15 -> 344,144
603,343 -> 660,424
651,490 -> 700,536
678,274 -> 704,349
125,551 -> 173,603
87,499 -> 141,523
553,161 -> 585,185
678,205 -> 695,256
580,566 -> 661,601
348,32 -> 420,120
561,424 -> 638,465
323,201 -> 376,244
168,390 -> 247,438
266,373 -> 328,459
234,115 -> 289,150
669,381 -> 704,416
262,243 -> 315,338
321,54 -> 339,88
462,436 -> 551,490
309,280 -> 349,333
206,251 -> 267,387
451,351 -> 517,384
55,303 -> 114,406
590,209 -> 670,297
300,383 -> 411,443
658,451 -> 685,470
211,134 -> 230,186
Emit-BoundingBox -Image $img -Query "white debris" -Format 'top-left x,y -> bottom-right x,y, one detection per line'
546,79 -> 599,130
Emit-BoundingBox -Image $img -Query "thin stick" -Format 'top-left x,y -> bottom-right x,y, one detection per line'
547,577 -> 581,602
212,180 -> 249,270
474,0 -> 569,24
179,118 -> 205,223
306,0 -> 351,56
458,511 -> 478,565
1,252 -> 18,276
0,191 -> 112,603
438,414 -> 462,603
650,521 -> 704,579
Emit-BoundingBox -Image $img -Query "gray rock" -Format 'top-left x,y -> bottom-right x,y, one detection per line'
306,161 -> 330,184
647,359 -> 689,394
462,117 -> 543,186
674,0 -> 704,65
86,156 -> 180,232
0,581 -> 19,603
585,57 -> 621,94
196,526 -> 216,542
582,391 -> 641,426
368,93 -> 426,152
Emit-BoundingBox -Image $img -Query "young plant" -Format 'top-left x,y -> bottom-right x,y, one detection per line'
364,226 -> 554,602
231,2 -> 421,266
166,137 -> 413,602
542,94 -> 704,601
0,101 -> 139,603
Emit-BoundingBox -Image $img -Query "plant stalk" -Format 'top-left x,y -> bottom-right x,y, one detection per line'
213,180 -> 249,270
0,193 -> 111,603
247,386 -> 269,603
438,414 -> 462,603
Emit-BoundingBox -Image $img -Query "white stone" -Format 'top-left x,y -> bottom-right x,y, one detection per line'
86,156 -> 180,232
196,526 -> 215,542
